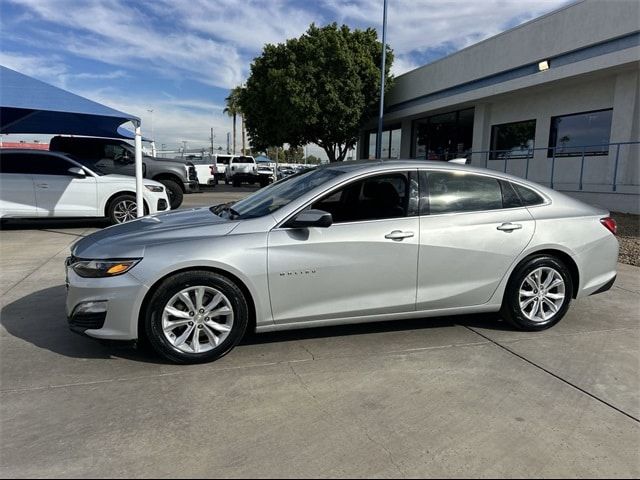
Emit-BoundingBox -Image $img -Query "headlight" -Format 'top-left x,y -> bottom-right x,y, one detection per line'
145,184 -> 164,192
71,259 -> 141,278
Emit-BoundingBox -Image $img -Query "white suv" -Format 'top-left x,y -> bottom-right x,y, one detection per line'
0,149 -> 170,224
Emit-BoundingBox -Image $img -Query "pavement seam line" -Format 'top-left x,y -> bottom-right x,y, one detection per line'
463,325 -> 640,424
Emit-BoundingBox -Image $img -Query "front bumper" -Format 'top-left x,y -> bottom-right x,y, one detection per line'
184,181 -> 200,193
65,265 -> 148,341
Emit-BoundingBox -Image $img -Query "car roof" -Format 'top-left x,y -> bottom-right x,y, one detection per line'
0,148 -> 63,155
315,159 -> 553,192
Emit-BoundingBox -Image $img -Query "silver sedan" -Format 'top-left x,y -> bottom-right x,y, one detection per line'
66,160 -> 619,363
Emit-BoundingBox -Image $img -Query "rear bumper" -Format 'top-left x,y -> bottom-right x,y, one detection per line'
589,275 -> 616,296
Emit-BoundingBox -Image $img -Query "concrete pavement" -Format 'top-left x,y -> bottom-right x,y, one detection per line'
1,188 -> 639,478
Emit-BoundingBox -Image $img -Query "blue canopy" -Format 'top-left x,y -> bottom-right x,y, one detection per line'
0,65 -> 139,139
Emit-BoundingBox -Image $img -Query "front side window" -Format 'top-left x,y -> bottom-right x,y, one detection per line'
490,120 -> 536,159
312,171 -> 417,223
427,171 -> 503,214
548,109 -> 613,157
104,144 -> 132,163
30,155 -> 75,176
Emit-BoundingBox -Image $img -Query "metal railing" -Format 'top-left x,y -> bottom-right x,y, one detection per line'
421,141 -> 639,192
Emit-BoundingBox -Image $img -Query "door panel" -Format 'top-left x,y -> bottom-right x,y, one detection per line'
268,217 -> 420,324
34,174 -> 98,217
0,173 -> 37,217
417,208 -> 535,310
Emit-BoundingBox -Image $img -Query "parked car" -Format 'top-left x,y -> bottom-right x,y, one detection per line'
66,160 -> 618,364
0,149 -> 169,224
49,136 -> 199,209
225,155 -> 268,187
257,165 -> 275,185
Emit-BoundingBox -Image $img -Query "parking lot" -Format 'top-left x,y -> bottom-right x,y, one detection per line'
1,186 -> 639,478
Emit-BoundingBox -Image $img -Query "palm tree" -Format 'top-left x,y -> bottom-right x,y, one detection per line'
223,86 -> 244,155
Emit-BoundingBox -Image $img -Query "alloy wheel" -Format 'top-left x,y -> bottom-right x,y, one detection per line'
161,286 -> 234,354
518,267 -> 566,323
113,199 -> 138,223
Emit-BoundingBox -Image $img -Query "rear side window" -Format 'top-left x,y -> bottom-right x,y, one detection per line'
216,156 -> 231,165
513,183 -> 545,206
427,171 -> 503,214
0,153 -> 34,174
500,180 -> 523,208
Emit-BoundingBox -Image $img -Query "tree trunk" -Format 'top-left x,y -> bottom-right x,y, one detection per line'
232,113 -> 237,155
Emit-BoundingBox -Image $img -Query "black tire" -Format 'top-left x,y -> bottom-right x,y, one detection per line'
144,270 -> 249,364
107,194 -> 148,225
259,178 -> 269,188
232,177 -> 240,187
157,179 -> 183,209
500,255 -> 573,331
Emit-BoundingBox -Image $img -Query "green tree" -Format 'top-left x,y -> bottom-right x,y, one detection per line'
304,154 -> 322,165
240,23 -> 393,162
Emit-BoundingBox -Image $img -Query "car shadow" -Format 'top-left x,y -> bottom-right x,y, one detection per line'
1,285 -> 517,364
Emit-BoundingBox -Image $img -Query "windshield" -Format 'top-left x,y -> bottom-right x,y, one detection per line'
225,167 -> 345,219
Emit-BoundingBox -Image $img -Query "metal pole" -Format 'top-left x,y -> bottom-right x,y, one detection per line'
134,123 -> 144,218
375,0 -> 388,160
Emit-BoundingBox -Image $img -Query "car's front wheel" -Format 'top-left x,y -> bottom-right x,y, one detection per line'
107,194 -> 148,225
157,179 -> 183,209
500,255 -> 573,331
144,271 -> 249,364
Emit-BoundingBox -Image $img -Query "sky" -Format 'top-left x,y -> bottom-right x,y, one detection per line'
1,0 -> 570,157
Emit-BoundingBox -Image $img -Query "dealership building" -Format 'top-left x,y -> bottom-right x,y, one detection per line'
359,0 -> 640,213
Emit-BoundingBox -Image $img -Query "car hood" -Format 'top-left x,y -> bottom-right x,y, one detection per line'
72,207 -> 238,259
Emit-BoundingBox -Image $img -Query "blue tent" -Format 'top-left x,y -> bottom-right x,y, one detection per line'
0,65 -> 147,216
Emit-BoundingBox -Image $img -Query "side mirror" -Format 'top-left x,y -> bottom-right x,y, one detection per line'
285,209 -> 333,229
68,167 -> 86,178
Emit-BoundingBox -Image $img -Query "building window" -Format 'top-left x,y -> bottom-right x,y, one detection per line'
412,108 -> 474,161
363,126 -> 401,159
548,109 -> 613,157
490,120 -> 536,159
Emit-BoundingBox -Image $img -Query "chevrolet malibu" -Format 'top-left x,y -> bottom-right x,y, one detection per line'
66,160 -> 619,363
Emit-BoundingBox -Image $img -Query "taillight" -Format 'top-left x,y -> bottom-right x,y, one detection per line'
600,217 -> 617,235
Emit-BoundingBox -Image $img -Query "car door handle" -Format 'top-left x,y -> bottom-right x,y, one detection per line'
36,183 -> 49,189
385,230 -> 414,241
497,223 -> 522,232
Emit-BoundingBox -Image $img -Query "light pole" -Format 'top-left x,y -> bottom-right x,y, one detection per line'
147,108 -> 154,140
375,0 -> 388,160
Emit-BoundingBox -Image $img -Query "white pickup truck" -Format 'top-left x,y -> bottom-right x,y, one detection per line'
225,155 -> 268,187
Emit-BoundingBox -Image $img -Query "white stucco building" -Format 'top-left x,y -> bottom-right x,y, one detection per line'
360,0 -> 640,213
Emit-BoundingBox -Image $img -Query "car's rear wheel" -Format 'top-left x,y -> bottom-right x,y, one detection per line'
144,271 -> 248,364
232,177 -> 240,187
157,179 -> 183,209
107,194 -> 148,225
500,255 -> 573,331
